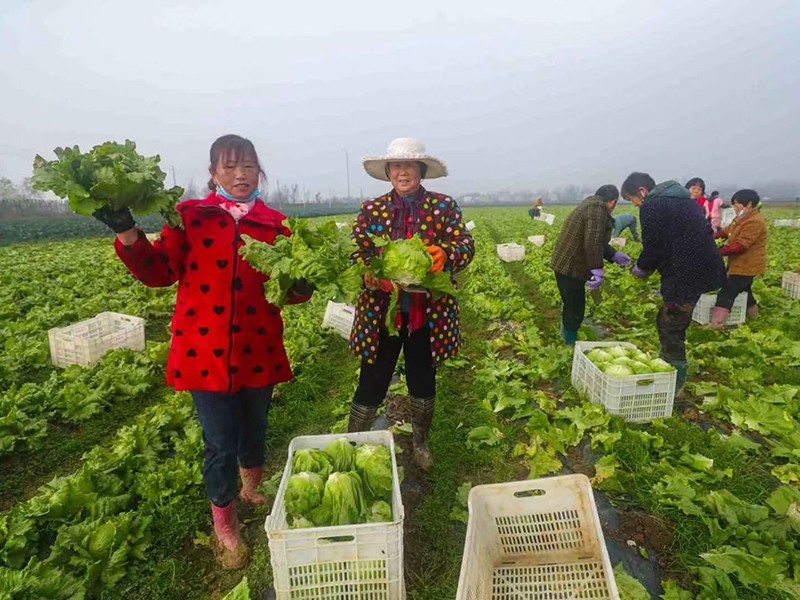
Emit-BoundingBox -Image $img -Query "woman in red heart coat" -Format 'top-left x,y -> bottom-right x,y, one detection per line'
93,134 -> 311,570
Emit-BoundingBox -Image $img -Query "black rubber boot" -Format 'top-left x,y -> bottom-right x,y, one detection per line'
347,401 -> 378,432
410,396 -> 435,470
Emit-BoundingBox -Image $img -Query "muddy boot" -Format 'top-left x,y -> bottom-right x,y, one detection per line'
410,396 -> 435,471
211,502 -> 249,570
746,304 -> 759,320
348,401 -> 378,432
708,306 -> 729,329
239,466 -> 267,507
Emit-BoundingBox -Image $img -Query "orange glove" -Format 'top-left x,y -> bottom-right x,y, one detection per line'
365,272 -> 394,293
426,245 -> 447,273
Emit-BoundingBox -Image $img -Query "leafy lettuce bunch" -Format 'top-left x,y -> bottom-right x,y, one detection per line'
240,219 -> 364,307
354,443 -> 393,499
32,140 -> 184,228
367,236 -> 458,334
311,471 -> 368,527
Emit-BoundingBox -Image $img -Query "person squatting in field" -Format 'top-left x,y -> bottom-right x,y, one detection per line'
347,137 -> 475,470
622,172 -> 726,392
550,184 -> 632,346
93,134 -> 313,570
710,189 -> 768,328
612,213 -> 640,242
528,197 -> 543,219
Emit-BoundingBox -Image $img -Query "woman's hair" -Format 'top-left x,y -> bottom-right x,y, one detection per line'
595,184 -> 619,202
384,161 -> 428,179
207,134 -> 266,192
709,191 -> 720,200
684,177 -> 706,193
731,189 -> 760,208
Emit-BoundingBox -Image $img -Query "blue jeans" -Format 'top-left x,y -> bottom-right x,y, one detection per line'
192,386 -> 273,507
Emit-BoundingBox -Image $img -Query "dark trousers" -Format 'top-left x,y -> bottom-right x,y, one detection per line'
555,272 -> 586,333
716,275 -> 756,309
655,301 -> 696,363
353,316 -> 436,407
192,386 -> 273,507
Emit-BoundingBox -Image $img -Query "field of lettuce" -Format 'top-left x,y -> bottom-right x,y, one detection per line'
2,205 -> 800,600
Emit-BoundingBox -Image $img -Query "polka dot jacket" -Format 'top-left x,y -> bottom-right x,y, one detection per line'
114,193 -> 310,393
348,189 -> 475,365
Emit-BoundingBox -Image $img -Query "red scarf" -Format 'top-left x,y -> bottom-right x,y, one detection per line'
390,189 -> 428,333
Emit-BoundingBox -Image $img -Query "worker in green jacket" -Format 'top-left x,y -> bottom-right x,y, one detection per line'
551,185 -> 631,344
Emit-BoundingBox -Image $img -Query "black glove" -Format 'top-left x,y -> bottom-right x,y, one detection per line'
92,205 -> 136,234
291,278 -> 316,296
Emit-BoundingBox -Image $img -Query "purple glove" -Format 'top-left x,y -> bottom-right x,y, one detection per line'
612,252 -> 631,267
587,268 -> 605,291
631,264 -> 651,279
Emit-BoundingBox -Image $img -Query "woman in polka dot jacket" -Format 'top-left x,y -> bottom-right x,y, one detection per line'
93,134 -> 312,570
348,138 -> 475,470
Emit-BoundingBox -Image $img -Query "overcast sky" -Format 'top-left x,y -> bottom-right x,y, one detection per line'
1,0 -> 798,198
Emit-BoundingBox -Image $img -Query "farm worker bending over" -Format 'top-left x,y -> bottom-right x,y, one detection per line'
348,137 -> 475,470
622,172 -> 725,392
528,197 -> 543,219
710,189 -> 767,328
93,134 -> 312,570
612,213 -> 640,242
551,185 -> 631,345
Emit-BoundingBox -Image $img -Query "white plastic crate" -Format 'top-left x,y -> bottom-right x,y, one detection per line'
609,237 -> 626,248
692,292 -> 747,326
527,235 -> 545,247
266,431 -> 405,600
321,301 -> 356,339
774,219 -> 800,228
571,341 -> 676,423
496,243 -> 525,262
456,474 -> 619,600
783,272 -> 800,300
466,220 -> 476,231
335,222 -> 350,230
48,312 -> 145,368
720,207 -> 735,228
538,212 -> 556,226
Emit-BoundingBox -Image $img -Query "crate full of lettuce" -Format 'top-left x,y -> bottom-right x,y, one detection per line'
571,341 -> 677,423
265,431 -> 404,600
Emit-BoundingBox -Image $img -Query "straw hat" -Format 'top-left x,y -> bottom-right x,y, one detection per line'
362,137 -> 448,181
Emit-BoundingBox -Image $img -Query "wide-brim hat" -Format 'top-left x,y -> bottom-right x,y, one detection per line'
362,137 -> 448,182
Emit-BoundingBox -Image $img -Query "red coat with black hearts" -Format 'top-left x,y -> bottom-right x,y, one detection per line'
115,193 -> 307,393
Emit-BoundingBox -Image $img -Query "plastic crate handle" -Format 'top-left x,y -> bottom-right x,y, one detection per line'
317,535 -> 356,544
513,489 -> 546,498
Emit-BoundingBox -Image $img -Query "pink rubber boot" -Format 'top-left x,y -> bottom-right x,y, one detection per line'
239,466 -> 267,507
211,502 -> 249,570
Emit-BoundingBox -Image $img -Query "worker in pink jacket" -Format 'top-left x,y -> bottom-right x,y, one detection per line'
706,191 -> 724,232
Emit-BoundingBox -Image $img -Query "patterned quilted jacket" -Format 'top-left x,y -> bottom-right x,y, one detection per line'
349,188 -> 475,365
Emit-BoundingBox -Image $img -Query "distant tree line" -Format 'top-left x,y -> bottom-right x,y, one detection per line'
2,174 -> 798,222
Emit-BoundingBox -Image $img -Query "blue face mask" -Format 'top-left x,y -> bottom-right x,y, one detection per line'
217,185 -> 260,203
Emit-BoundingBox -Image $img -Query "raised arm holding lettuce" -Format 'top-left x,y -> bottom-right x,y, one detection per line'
346,138 -> 475,470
